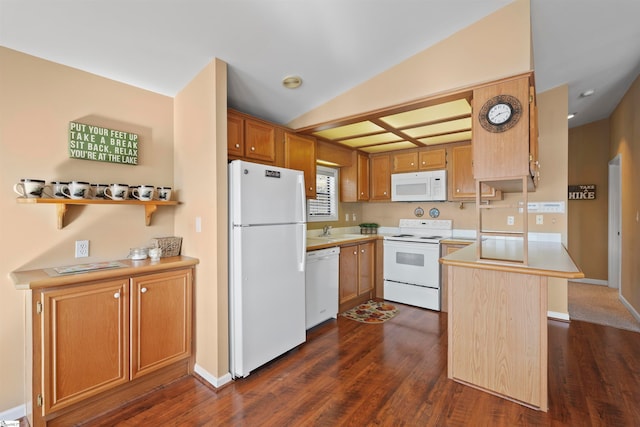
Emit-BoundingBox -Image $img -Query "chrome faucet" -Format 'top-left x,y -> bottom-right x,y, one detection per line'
321,225 -> 332,236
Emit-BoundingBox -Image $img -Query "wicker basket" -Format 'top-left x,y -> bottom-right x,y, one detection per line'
151,237 -> 182,257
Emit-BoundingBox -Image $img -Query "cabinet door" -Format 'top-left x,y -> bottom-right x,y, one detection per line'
245,119 -> 276,163
339,245 -> 359,304
284,132 -> 317,199
358,242 -> 375,295
392,152 -> 418,173
227,111 -> 244,157
370,155 -> 391,200
42,279 -> 129,414
419,148 -> 446,170
131,269 -> 193,380
450,144 -> 500,201
357,153 -> 370,201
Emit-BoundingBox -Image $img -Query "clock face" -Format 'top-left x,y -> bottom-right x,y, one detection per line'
429,207 -> 440,218
478,95 -> 522,133
487,103 -> 512,125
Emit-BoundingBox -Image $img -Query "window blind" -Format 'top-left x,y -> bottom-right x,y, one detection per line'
307,166 -> 338,221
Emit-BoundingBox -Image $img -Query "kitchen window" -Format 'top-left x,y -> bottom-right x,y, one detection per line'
307,166 -> 338,222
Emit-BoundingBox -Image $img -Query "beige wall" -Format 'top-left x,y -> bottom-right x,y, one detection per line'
174,59 -> 229,380
568,120 -> 610,281
0,47 -> 175,412
609,73 -> 640,315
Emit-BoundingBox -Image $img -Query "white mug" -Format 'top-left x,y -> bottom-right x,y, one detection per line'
49,181 -> 69,199
14,179 -> 46,198
132,184 -> 154,201
104,184 -> 129,201
91,183 -> 108,199
156,186 -> 172,201
62,181 -> 91,199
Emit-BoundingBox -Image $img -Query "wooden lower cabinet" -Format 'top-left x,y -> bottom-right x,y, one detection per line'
32,267 -> 193,426
339,241 -> 375,312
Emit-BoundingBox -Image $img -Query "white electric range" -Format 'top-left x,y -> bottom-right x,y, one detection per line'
383,219 -> 452,311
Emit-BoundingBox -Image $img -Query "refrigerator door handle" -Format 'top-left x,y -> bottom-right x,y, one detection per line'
298,225 -> 306,272
297,174 -> 307,219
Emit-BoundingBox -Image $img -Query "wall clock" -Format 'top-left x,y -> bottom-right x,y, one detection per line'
478,94 -> 522,133
429,207 -> 440,218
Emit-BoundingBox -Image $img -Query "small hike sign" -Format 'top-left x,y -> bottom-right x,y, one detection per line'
68,122 -> 139,165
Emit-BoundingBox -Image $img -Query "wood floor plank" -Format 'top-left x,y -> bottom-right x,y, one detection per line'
79,303 -> 640,426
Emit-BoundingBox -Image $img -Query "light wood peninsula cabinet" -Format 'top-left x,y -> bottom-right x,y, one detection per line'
12,257 -> 197,427
284,131 -> 317,199
339,241 -> 375,312
369,154 -> 391,201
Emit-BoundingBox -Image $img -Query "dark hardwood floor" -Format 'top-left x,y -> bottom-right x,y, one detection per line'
81,303 -> 640,426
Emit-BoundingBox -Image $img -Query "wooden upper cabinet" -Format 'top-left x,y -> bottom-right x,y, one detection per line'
370,154 -> 391,201
284,132 -> 317,199
392,151 -> 419,173
227,110 -> 276,164
449,144 -> 501,201
244,119 -> 276,163
393,148 -> 446,173
419,149 -> 446,170
130,269 -> 193,380
42,279 -> 129,414
227,112 -> 244,157
341,152 -> 369,202
472,75 -> 531,181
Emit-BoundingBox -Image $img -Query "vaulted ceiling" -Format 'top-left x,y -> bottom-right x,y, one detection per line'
1,0 -> 639,134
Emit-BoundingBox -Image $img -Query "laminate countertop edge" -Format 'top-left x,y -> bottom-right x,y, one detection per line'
440,240 -> 584,279
11,256 -> 200,290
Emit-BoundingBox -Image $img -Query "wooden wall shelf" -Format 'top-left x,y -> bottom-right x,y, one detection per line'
16,198 -> 179,229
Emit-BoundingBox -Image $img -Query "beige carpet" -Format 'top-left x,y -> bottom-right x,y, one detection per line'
568,282 -> 640,333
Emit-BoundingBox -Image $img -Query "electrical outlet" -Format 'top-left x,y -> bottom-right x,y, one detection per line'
75,240 -> 89,258
507,216 -> 514,226
536,214 -> 544,225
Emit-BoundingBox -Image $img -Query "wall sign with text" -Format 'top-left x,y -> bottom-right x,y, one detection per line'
68,122 -> 139,165
568,184 -> 596,200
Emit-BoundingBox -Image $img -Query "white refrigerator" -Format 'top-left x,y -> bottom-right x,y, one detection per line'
229,160 -> 307,378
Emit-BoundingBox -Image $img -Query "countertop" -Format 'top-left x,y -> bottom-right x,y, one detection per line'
440,239 -> 584,279
11,256 -> 199,290
306,234 -> 382,251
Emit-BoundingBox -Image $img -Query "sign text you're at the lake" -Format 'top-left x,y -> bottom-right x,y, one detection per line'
68,122 -> 139,165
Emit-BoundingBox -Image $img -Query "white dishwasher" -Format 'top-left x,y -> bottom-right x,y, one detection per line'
305,246 -> 340,329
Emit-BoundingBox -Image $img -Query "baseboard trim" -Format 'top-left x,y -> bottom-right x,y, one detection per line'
619,293 -> 640,323
0,404 -> 26,422
193,364 -> 233,388
569,278 -> 609,286
548,311 -> 570,322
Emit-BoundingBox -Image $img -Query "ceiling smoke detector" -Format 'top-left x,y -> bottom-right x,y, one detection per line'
282,75 -> 303,89
580,89 -> 595,98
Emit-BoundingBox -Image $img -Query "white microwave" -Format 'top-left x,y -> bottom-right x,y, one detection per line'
391,170 -> 447,202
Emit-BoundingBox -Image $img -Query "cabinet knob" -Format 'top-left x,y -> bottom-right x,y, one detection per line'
235,143 -> 240,148
353,251 -> 357,255
309,187 -> 313,191
383,191 -> 387,195
361,249 -> 365,253
250,146 -> 256,151
456,189 -> 460,193
411,162 -> 415,166
140,287 -> 148,293
114,292 -> 120,299
422,161 -> 426,165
